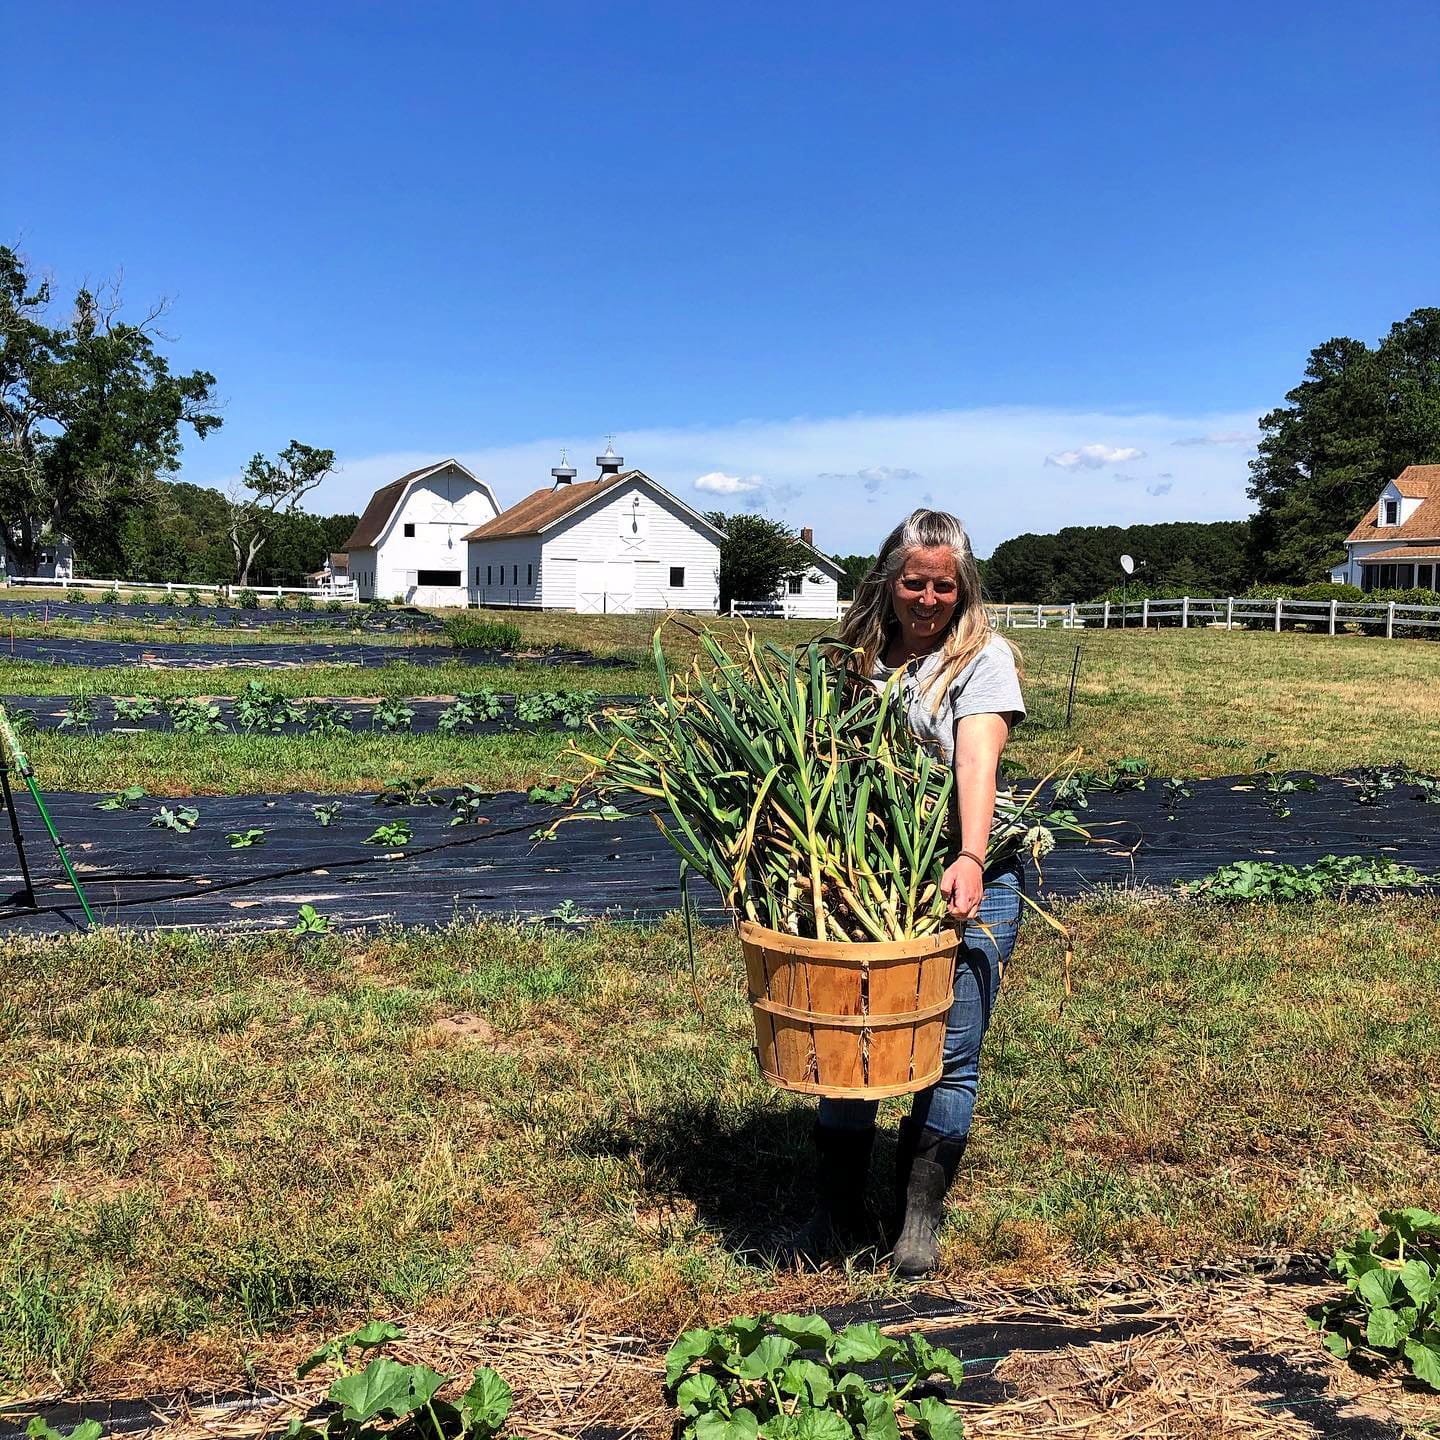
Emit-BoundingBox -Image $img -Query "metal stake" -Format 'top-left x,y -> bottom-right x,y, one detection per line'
0,703 -> 97,927
1065,645 -> 1082,729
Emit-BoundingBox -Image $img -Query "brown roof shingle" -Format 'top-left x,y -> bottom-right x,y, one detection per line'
1346,465 -> 1440,544
463,472 -> 632,541
1355,545 -> 1440,562
341,465 -> 441,551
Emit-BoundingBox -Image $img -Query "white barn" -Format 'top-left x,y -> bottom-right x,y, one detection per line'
1331,465 -> 1440,593
343,460 -> 500,607
464,447 -> 721,614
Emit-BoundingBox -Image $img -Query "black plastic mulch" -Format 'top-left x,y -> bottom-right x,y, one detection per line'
1,693 -> 640,735
1,772 -> 1437,937
0,636 -> 626,669
0,597 -> 442,632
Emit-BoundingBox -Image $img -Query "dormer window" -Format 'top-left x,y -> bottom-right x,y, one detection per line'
1383,499 -> 1399,525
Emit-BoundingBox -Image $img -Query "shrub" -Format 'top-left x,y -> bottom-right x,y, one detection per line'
295,592 -> 316,612
237,587 -> 260,610
325,598 -> 345,613
184,588 -> 203,606
443,614 -> 521,651
65,587 -> 87,604
100,587 -> 121,604
161,588 -> 179,606
271,592 -> 289,611
126,591 -> 150,606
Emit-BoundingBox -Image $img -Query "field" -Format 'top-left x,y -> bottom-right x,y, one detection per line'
2,605 -> 1439,1432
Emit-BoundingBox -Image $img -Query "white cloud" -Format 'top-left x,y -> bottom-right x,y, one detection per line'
1045,444 -> 1146,470
1171,431 -> 1256,447
694,471 -> 764,495
225,403 -> 1260,558
1146,480 -> 1174,496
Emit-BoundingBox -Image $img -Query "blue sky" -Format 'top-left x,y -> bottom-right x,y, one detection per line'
8,1 -> 1438,554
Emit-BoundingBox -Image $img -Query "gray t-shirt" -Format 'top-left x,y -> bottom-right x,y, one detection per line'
872,635 -> 1026,767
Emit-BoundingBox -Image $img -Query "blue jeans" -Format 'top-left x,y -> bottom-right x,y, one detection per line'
818,867 -> 1023,1141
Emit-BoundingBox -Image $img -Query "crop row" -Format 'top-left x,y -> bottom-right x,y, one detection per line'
5,685 -> 615,736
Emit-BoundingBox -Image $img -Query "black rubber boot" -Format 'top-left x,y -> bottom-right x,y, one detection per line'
891,1124 -> 967,1278
793,1123 -> 876,1261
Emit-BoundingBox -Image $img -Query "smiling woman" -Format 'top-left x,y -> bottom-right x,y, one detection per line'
814,508 -> 1027,1276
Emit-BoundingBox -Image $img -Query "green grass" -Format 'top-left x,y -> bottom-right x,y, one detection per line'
2,896 -> 1436,1393
5,620 -> 1440,794
14,728 -> 579,795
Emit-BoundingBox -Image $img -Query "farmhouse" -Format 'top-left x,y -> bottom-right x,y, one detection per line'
464,446 -> 721,613
343,460 -> 500,606
1333,464 -> 1440,593
773,527 -> 844,618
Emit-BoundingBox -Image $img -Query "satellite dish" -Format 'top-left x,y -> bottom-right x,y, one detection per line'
1119,554 -> 1135,575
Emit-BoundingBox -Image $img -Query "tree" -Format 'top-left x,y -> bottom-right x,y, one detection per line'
0,247 -> 221,575
703,511 -> 812,611
832,552 -> 875,600
228,441 -> 336,585
1247,308 -> 1440,582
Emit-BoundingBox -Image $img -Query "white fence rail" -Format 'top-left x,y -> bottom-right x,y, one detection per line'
728,598 -> 844,620
987,596 -> 1440,638
4,575 -> 359,603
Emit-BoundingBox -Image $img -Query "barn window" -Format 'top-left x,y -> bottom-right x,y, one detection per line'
487,565 -> 492,585
417,570 -> 461,586
670,566 -> 685,588
474,567 -> 480,585
1383,500 -> 1399,525
404,523 -> 416,537
512,564 -> 518,584
787,575 -> 803,595
527,563 -> 533,586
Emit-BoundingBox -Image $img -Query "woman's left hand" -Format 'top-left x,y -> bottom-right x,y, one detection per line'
940,855 -> 984,921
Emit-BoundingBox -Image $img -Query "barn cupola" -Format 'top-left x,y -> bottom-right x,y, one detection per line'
596,438 -> 624,476
550,449 -> 577,487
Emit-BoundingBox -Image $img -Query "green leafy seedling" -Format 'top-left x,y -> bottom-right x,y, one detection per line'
313,801 -> 343,827
291,904 -> 334,936
228,828 -> 266,848
150,804 -> 200,834
527,781 -> 576,805
95,785 -> 147,811
365,820 -> 412,847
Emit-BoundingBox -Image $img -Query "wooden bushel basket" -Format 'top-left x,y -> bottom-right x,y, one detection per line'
738,921 -> 960,1099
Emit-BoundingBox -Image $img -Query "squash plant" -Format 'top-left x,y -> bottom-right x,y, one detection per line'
1311,1208 -> 1440,1391
665,1313 -> 966,1440
291,1321 -> 512,1440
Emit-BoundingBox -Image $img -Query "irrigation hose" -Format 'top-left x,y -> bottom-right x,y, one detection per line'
0,703 -> 98,927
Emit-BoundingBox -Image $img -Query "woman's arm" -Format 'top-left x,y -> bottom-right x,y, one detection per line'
939,712 -> 1012,921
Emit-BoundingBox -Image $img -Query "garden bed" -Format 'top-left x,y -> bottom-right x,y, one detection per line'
0,637 -> 625,669
0,598 -> 442,633
1,772 -> 1437,936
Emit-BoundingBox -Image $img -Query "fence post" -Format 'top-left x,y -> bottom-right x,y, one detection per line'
1035,603 -> 1043,628
1329,599 -> 1338,636
1102,600 -> 1110,628
1069,601 -> 1077,628
1225,596 -> 1234,630
1005,605 -> 1012,627
1274,597 -> 1282,633
1141,598 -> 1149,628
729,600 -> 736,617
1387,601 -> 1395,639
1181,596 -> 1190,629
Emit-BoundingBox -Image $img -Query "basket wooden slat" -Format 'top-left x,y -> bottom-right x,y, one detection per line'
739,920 -> 960,1099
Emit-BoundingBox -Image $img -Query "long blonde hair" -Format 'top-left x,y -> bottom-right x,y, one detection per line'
837,508 -> 1011,712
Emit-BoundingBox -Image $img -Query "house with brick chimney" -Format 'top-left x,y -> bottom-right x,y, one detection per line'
769,526 -> 844,619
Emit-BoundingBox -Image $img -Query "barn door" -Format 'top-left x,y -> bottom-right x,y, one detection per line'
575,560 -> 606,613
606,560 -> 636,615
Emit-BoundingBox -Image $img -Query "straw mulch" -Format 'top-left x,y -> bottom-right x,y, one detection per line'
98,1269 -> 1440,1440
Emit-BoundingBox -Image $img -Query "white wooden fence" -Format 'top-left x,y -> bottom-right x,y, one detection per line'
728,598 -> 845,620
987,595 -> 1440,638
4,575 -> 359,603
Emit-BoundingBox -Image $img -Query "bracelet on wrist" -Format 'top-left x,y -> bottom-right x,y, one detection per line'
956,850 -> 985,871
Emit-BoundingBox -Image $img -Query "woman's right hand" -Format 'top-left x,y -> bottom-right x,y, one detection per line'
940,854 -> 984,921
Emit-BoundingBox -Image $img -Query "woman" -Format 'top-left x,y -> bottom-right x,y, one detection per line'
809,507 -> 1025,1278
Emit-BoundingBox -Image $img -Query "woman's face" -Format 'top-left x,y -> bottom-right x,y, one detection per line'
890,545 -> 961,649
